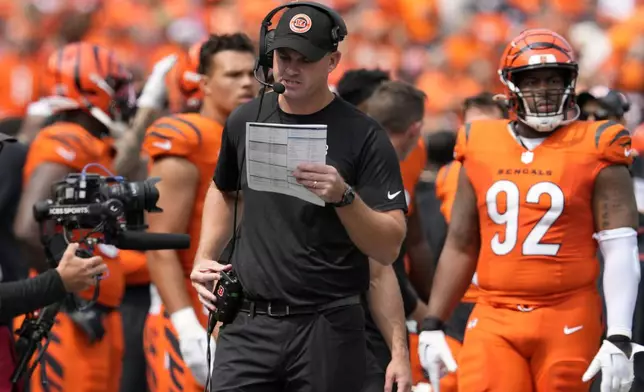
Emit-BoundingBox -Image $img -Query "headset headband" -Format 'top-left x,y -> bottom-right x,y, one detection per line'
261,1 -> 347,42
256,1 -> 347,72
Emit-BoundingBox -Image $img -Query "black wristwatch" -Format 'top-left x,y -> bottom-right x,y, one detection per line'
332,184 -> 355,207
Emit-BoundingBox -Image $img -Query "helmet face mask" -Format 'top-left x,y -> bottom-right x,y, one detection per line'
499,29 -> 580,133
505,66 -> 578,133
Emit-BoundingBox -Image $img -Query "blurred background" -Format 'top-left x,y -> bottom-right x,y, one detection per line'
0,0 -> 643,134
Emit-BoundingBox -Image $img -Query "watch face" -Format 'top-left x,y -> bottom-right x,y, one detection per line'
345,187 -> 355,204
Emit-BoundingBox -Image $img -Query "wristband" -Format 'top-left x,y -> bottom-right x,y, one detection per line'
420,316 -> 445,332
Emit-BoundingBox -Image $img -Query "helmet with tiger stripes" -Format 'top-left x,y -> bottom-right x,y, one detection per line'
498,28 -> 580,133
46,42 -> 135,132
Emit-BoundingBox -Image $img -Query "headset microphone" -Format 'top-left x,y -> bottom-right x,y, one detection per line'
253,67 -> 286,94
272,82 -> 286,94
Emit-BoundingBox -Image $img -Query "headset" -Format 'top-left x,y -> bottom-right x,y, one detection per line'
253,1 -> 348,91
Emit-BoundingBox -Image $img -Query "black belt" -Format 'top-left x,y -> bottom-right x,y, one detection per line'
241,295 -> 360,317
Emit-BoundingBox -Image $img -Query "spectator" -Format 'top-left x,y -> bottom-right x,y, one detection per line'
578,86 -> 631,124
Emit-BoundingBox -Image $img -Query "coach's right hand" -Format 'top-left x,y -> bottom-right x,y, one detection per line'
418,317 -> 457,391
190,259 -> 232,311
56,243 -> 107,293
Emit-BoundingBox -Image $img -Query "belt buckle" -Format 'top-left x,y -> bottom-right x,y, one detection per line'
267,303 -> 290,317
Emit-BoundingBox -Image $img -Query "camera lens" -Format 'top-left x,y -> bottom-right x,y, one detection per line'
127,177 -> 162,212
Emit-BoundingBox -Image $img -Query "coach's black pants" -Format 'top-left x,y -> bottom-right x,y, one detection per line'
211,304 -> 366,392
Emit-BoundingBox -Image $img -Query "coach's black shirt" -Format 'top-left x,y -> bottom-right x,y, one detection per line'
214,93 -> 406,306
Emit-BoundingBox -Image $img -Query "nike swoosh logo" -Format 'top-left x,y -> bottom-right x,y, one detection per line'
55,146 -> 76,162
625,148 -> 634,157
153,140 -> 172,150
564,325 -> 583,335
387,191 -> 402,200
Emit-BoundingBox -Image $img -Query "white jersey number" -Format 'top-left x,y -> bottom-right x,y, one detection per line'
486,180 -> 564,256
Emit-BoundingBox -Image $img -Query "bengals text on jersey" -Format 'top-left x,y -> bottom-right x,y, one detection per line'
453,118 -> 632,391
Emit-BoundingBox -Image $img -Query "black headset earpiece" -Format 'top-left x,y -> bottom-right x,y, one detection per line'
255,1 -> 348,72
263,29 -> 276,68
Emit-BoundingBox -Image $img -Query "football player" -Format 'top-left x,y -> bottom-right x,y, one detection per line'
13,42 -> 135,392
142,33 -> 257,391
432,92 -> 508,392
418,28 -> 643,392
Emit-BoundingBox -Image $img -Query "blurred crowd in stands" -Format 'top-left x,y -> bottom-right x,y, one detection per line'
0,0 -> 643,133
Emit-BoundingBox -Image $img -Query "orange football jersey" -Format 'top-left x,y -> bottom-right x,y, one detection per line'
456,119 -> 633,305
23,122 -> 126,308
435,161 -> 460,222
142,113 -> 223,275
400,137 -> 427,215
120,250 -> 148,285
435,160 -> 480,303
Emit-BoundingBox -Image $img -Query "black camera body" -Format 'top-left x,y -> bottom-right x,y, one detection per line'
32,172 -> 162,257
210,270 -> 243,326
33,172 -> 162,226
12,171 -> 192,386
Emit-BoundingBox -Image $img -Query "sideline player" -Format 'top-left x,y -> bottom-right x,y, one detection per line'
143,33 -> 257,391
13,42 -> 135,392
432,92 -> 508,392
337,69 -> 434,301
419,28 -> 643,392
365,81 -> 429,390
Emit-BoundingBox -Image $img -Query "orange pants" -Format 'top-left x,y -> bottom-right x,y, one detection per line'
144,285 -> 209,392
439,336 -> 462,392
24,311 -> 123,392
458,290 -> 603,392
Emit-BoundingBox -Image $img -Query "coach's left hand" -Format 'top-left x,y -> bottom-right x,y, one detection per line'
385,353 -> 412,392
293,163 -> 346,203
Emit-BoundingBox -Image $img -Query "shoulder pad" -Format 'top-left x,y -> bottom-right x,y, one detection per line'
143,114 -> 203,159
453,123 -> 472,162
29,123 -> 98,170
592,120 -> 634,166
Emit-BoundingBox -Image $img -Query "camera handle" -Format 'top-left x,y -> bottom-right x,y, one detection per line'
11,233 -> 94,387
10,300 -> 63,386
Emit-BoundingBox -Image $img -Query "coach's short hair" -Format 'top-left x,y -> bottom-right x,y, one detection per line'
366,81 -> 426,134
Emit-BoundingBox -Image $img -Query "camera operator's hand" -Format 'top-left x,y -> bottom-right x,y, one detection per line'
171,307 -> 216,387
56,243 -> 107,292
190,259 -> 232,311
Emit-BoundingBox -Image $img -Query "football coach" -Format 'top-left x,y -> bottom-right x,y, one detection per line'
190,2 -> 407,391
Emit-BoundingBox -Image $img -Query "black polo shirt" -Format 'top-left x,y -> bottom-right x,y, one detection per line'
214,93 -> 406,306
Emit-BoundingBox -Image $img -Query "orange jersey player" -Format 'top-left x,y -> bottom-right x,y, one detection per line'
337,70 -> 431,391
400,138 -> 434,295
143,33 -> 257,392
401,138 -> 427,216
362,81 -> 430,392
432,92 -> 507,392
418,28 -> 643,392
13,42 -> 136,392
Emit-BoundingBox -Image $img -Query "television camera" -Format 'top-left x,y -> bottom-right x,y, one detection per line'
11,164 -> 190,385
